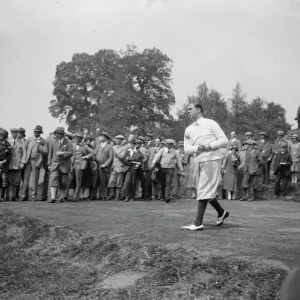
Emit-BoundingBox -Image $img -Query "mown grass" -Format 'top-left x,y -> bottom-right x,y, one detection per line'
0,211 -> 288,300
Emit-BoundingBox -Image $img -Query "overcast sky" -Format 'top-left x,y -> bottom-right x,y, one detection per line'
1,0 -> 300,136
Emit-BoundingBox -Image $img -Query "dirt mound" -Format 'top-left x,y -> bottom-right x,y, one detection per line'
0,211 -> 288,299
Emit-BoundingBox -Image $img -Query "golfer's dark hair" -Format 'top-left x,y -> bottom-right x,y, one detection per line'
194,103 -> 203,113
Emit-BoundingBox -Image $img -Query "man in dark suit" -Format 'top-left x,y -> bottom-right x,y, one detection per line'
273,142 -> 292,197
145,137 -> 163,200
70,132 -> 95,201
257,132 -> 273,184
95,132 -> 113,200
21,125 -> 47,201
47,127 -> 73,203
240,140 -> 262,201
123,138 -> 144,202
8,128 -> 25,201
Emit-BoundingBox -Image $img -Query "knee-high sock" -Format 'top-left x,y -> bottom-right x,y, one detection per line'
194,200 -> 208,226
209,198 -> 225,217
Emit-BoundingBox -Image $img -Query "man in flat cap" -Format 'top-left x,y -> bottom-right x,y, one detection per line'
69,132 -> 95,201
107,135 -> 129,201
17,127 -> 26,143
151,139 -> 183,203
0,128 -> 12,201
21,125 -> 47,201
244,131 -> 253,142
47,127 -> 73,203
273,141 -> 292,197
257,132 -> 273,184
95,132 -> 113,200
240,140 -> 263,201
8,128 -> 25,201
123,137 -> 144,202
181,103 -> 229,230
145,137 -> 163,200
173,141 -> 187,199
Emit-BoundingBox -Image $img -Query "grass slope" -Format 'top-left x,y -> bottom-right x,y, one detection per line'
0,211 -> 287,300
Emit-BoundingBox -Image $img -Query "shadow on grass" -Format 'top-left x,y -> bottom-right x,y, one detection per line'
0,210 -> 288,300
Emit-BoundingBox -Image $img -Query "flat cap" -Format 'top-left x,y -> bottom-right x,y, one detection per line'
115,135 -> 125,140
245,132 -> 253,136
18,127 -> 26,133
10,128 -> 18,132
54,127 -> 65,134
99,132 -> 111,140
277,130 -> 284,136
291,134 -> 298,139
165,139 -> 175,144
259,131 -> 267,136
137,136 -> 145,143
247,139 -> 257,145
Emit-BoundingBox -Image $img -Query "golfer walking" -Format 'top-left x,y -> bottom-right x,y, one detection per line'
181,103 -> 230,231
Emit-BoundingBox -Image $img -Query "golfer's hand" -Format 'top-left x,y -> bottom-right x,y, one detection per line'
19,163 -> 24,170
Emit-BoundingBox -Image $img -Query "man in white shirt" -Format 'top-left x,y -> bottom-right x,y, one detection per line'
181,103 -> 230,231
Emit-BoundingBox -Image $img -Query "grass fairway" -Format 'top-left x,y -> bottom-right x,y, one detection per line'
0,198 -> 299,299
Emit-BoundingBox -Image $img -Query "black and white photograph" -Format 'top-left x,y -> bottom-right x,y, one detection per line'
1,0 -> 300,299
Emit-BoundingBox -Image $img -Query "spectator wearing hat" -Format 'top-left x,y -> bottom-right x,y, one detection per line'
181,103 -> 229,231
17,127 -> 26,143
47,127 -> 73,203
257,132 -> 273,184
172,141 -> 187,199
0,128 -> 12,201
240,140 -> 263,201
21,125 -> 47,201
8,128 -> 25,201
69,132 -> 95,201
83,135 -> 98,200
123,138 -> 144,202
227,132 -> 242,153
244,132 -> 253,142
107,135 -> 129,201
144,137 -> 163,200
273,142 -> 292,196
151,139 -> 183,203
145,132 -> 155,148
237,140 -> 250,199
290,134 -> 300,184
95,132 -> 113,200
222,143 -> 241,200
271,131 -> 289,162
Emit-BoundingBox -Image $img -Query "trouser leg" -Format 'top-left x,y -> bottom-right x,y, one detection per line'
32,165 -> 40,198
281,176 -> 289,196
275,174 -> 281,195
22,162 -> 32,199
145,170 -> 152,198
209,198 -> 225,217
42,169 -> 49,200
194,200 -> 208,226
165,168 -> 174,199
158,168 -> 166,199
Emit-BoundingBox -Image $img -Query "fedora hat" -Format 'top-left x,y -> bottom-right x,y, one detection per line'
115,135 -> 125,140
248,139 -> 257,145
291,134 -> 298,139
54,127 -> 65,134
99,132 -> 111,140
33,125 -> 43,133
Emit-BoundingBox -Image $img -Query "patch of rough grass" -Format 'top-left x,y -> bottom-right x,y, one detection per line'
0,211 -> 287,300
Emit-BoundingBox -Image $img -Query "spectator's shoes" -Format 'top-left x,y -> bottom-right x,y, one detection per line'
181,224 -> 204,231
46,199 -> 56,203
216,211 -> 230,226
106,195 -> 114,200
124,197 -> 130,202
165,198 -> 171,203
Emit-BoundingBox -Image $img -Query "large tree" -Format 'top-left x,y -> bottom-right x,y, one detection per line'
49,45 -> 175,136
